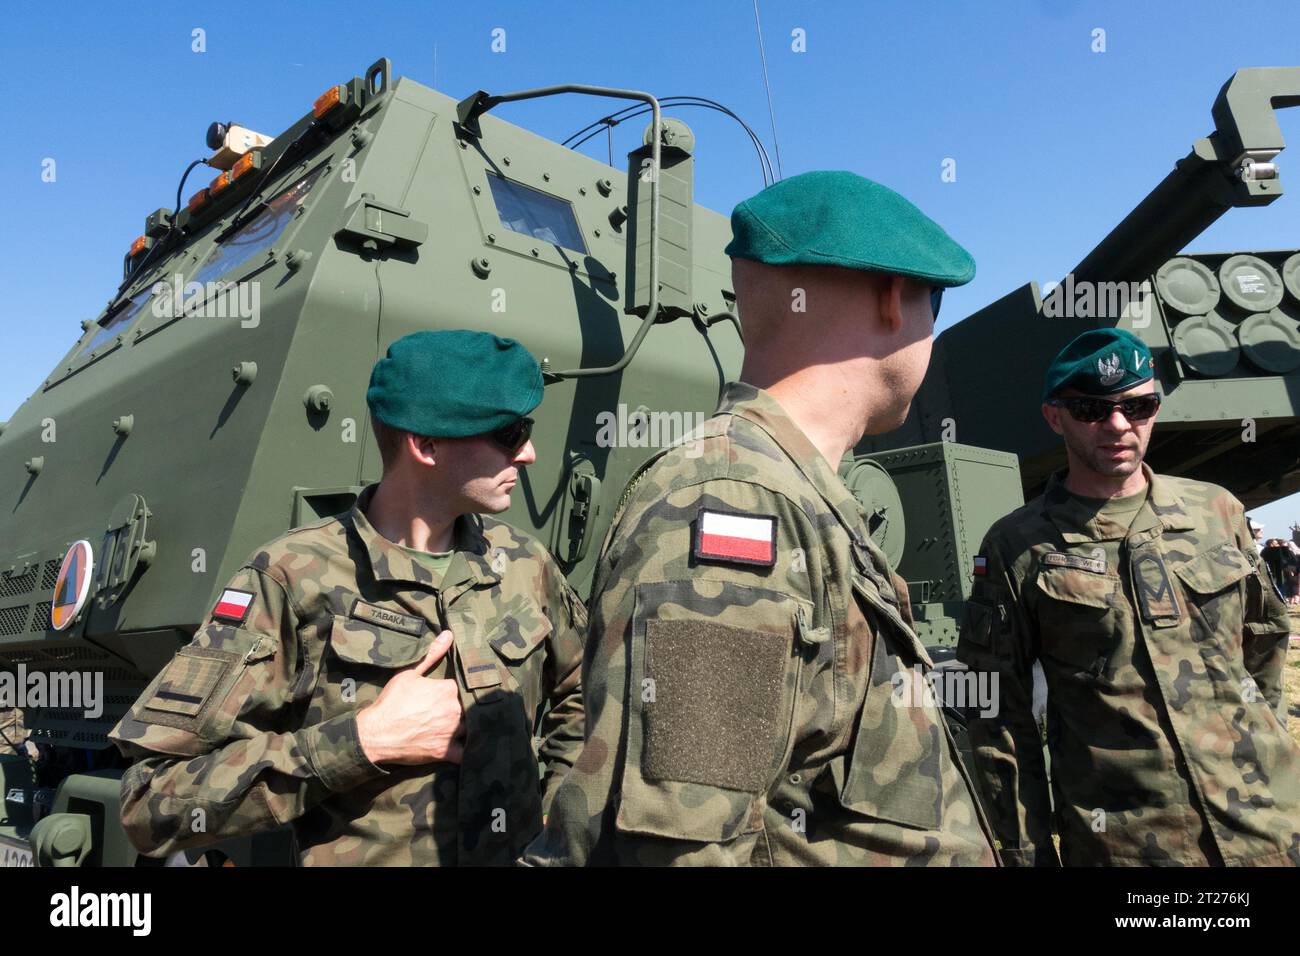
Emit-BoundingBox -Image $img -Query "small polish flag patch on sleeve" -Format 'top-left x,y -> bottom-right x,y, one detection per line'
694,508 -> 777,567
213,588 -> 255,624
973,556 -> 988,577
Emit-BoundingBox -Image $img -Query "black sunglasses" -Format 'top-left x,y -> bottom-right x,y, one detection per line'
1049,394 -> 1161,423
930,287 -> 943,321
487,416 -> 534,454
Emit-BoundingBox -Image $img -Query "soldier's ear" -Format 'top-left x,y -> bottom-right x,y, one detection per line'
1042,402 -> 1064,436
876,274 -> 905,334
405,432 -> 438,468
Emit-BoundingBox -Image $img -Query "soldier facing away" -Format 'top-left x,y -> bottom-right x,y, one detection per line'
524,171 -> 998,865
110,330 -> 586,865
957,327 -> 1299,866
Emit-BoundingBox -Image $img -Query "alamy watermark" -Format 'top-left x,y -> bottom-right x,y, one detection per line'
595,404 -> 708,458
891,664 -> 999,718
49,886 -> 150,936
0,665 -> 103,719
151,274 -> 261,328
1041,274 -> 1153,326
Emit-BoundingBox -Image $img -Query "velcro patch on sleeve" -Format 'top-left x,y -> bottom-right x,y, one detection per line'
141,646 -> 242,730
973,555 -> 988,577
212,588 -> 255,624
642,618 -> 786,791
693,508 -> 777,567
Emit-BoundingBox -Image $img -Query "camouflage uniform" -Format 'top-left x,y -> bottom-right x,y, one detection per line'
957,466 -> 1300,866
524,383 -> 997,865
110,485 -> 585,866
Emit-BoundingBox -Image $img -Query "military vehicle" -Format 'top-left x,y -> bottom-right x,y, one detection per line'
0,57 -> 1296,866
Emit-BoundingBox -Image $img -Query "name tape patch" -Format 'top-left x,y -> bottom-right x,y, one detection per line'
212,588 -> 254,624
1041,551 -> 1108,575
350,600 -> 425,636
693,508 -> 777,567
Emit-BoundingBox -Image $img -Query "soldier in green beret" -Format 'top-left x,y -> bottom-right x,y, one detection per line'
111,330 -> 587,865
957,326 -> 1300,866
525,170 -> 997,865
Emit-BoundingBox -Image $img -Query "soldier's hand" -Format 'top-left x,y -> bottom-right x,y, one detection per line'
356,631 -> 466,766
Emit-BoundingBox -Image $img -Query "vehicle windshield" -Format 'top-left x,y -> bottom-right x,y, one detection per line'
77,165 -> 327,357
187,164 -> 326,291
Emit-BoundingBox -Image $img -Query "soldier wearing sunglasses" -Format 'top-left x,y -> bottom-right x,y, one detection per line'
112,330 -> 586,865
957,327 -> 1299,867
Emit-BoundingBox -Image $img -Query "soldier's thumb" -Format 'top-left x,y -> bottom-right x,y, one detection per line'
412,630 -> 454,675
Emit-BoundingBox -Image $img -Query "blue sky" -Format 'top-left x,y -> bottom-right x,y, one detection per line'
3,0 -> 1299,533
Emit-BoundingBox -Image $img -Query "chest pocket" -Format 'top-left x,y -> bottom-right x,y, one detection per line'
457,609 -> 552,706
329,615 -> 430,667
1170,542 -> 1252,638
316,615 -> 434,712
833,575 -> 946,831
1033,565 -> 1120,671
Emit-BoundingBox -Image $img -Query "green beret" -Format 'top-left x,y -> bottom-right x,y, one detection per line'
1042,328 -> 1154,401
723,170 -> 975,287
366,330 -> 543,437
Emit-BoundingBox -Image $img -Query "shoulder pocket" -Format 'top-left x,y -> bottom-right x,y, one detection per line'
615,579 -> 801,843
131,623 -> 275,744
142,646 -> 241,724
960,598 -> 995,648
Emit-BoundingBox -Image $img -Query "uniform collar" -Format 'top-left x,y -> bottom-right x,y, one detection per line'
717,382 -> 869,540
346,484 -> 502,589
1042,463 -> 1195,543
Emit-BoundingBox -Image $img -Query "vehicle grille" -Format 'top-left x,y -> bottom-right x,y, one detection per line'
30,602 -> 51,632
0,604 -> 29,636
0,570 -> 37,598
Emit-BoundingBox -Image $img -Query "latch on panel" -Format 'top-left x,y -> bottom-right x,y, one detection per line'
564,466 -> 602,564
336,197 -> 428,251
95,493 -> 156,608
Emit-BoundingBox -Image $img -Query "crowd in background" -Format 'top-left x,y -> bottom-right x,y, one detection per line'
1253,522 -> 1300,607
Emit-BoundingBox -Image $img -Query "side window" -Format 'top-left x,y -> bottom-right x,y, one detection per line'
486,173 -> 587,254
74,165 -> 327,360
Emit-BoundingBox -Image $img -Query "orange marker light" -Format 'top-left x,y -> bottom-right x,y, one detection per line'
209,170 -> 233,196
313,85 -> 342,117
129,235 -> 150,257
187,188 -> 209,213
232,151 -> 258,179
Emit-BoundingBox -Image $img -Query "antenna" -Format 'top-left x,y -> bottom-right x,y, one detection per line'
752,0 -> 784,180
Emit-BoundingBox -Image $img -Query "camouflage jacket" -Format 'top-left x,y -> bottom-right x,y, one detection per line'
523,383 -> 997,865
110,485 -> 586,866
956,466 -> 1299,866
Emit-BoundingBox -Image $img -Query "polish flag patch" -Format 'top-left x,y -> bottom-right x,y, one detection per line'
973,556 -> 988,577
694,508 -> 777,567
212,588 -> 255,624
